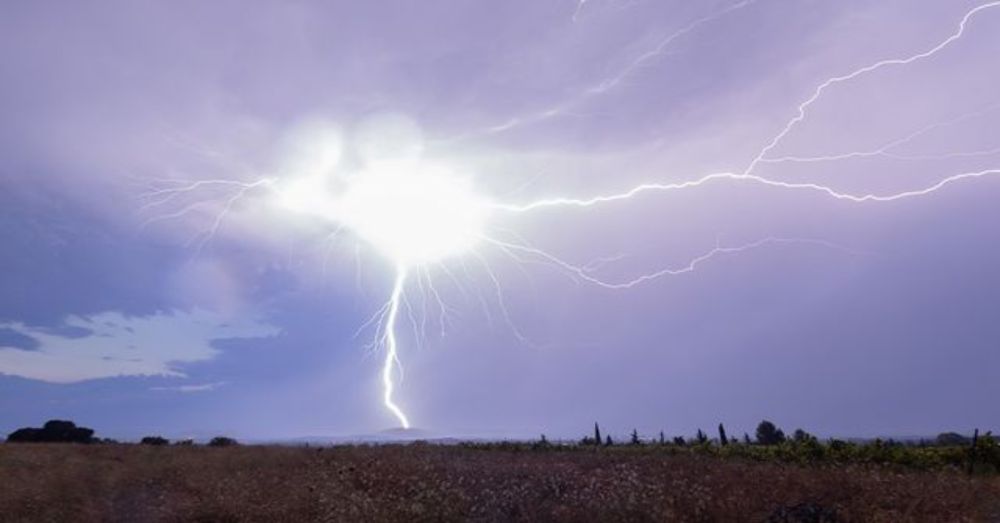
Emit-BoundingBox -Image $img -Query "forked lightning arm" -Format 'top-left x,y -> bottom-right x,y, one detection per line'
492,169 -> 1000,213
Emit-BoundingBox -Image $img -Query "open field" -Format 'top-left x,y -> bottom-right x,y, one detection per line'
1,443 -> 998,522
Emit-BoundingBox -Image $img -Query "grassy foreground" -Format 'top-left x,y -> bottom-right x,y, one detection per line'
1,443 -> 998,522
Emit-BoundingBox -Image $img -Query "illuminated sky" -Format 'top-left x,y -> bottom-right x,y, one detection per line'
1,0 -> 998,440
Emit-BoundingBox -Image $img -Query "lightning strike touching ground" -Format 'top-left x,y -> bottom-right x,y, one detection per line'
134,2 -> 1000,429
382,267 -> 411,429
10,2 -> 1000,517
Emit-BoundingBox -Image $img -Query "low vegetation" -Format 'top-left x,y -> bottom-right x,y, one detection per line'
1,420 -> 997,521
565,422 -> 1000,476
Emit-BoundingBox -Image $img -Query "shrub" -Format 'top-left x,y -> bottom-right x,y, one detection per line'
792,429 -> 814,443
756,420 -> 786,446
936,432 -> 970,446
208,437 -> 238,447
7,420 -> 95,444
532,434 -> 551,451
140,436 -> 170,446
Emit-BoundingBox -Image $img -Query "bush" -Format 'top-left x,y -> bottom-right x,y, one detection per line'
140,436 -> 170,446
936,432 -> 970,446
531,434 -> 551,451
755,420 -> 786,446
7,420 -> 95,444
208,436 -> 238,447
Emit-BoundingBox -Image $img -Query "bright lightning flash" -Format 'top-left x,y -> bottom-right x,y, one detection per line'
278,160 -> 491,429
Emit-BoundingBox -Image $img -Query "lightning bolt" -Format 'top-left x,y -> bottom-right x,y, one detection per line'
485,236 -> 856,289
382,267 -> 411,429
493,169 -> 1000,213
582,0 -> 756,98
442,0 -> 757,142
495,2 -> 1000,214
743,0 -> 1000,176
759,103 -> 1000,165
138,2 -> 1000,430
571,0 -> 587,24
138,177 -> 277,253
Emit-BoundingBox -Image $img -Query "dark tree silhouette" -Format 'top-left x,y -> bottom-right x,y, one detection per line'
7,420 -> 95,444
141,436 -> 169,446
968,428 -> 980,476
718,423 -> 729,446
792,429 -> 816,444
604,435 -> 613,447
659,431 -> 665,445
208,436 -> 238,447
594,423 -> 601,446
936,432 -> 970,446
756,420 -> 786,445
533,434 -> 551,450
695,429 -> 708,444
630,429 -> 641,445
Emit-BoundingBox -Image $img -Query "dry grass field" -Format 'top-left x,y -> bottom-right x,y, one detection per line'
1,443 -> 998,522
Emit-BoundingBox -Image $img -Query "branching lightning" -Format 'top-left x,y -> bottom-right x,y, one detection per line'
485,236 -> 856,290
140,2 -> 1000,429
492,168 -> 1000,212
759,103 -> 1000,165
443,0 -> 758,142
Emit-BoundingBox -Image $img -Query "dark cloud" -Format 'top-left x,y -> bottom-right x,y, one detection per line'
0,328 -> 39,351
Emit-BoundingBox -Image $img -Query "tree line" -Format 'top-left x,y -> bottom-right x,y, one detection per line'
525,420 -> 999,474
576,420 -> 806,447
5,419 -> 238,447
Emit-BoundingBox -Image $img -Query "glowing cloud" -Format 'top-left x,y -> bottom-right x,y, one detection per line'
333,166 -> 488,265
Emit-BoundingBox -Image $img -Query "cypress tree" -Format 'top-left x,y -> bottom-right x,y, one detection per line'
718,423 -> 729,446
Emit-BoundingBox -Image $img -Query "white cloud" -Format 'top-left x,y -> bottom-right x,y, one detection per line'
150,381 -> 228,393
0,310 -> 279,383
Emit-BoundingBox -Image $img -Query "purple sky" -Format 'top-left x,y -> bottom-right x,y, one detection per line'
1,0 -> 999,441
